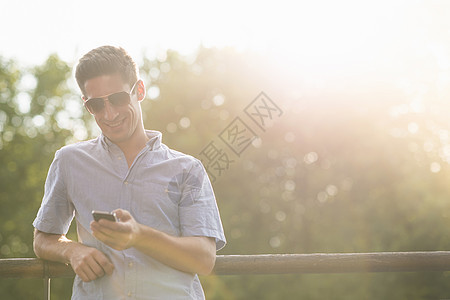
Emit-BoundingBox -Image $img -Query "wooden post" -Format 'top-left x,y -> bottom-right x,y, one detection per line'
44,277 -> 50,300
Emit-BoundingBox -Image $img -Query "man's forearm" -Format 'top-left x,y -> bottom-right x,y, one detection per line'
91,209 -> 217,275
33,229 -> 78,264
33,229 -> 115,282
133,225 -> 216,275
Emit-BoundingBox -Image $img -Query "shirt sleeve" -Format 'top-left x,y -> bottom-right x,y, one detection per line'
33,149 -> 75,234
178,160 -> 226,251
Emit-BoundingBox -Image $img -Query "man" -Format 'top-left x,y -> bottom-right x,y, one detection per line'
33,45 -> 226,299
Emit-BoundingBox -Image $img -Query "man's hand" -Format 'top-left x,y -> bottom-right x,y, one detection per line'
90,209 -> 140,251
90,209 -> 216,275
68,244 -> 115,282
33,230 -> 114,283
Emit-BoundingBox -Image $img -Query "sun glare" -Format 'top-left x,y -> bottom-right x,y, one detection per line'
2,0 -> 447,95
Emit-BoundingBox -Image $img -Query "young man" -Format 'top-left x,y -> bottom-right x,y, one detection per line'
33,46 -> 226,299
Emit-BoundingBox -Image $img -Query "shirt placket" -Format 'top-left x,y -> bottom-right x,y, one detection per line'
119,145 -> 150,210
121,171 -> 136,298
118,146 -> 150,298
124,255 -> 137,298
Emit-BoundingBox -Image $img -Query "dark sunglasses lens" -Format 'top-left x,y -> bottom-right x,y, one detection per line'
109,92 -> 130,106
86,98 -> 104,114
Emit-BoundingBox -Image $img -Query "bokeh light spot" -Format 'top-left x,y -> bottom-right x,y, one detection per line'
179,117 -> 191,129
148,86 -> 160,100
166,122 -> 177,133
408,122 -> 419,134
304,152 -> 318,164
213,94 -> 225,106
269,236 -> 281,248
275,211 -> 287,222
284,180 -> 295,191
430,162 -> 441,173
326,185 -> 338,196
284,131 -> 295,143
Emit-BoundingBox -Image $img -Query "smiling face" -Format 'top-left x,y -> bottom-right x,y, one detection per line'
83,73 -> 145,147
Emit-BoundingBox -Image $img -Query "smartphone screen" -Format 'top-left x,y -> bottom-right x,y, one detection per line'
92,210 -> 117,222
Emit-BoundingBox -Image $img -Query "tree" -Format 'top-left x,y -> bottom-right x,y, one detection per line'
1,47 -> 450,299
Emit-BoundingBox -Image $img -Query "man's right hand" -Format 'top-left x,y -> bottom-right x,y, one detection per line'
68,244 -> 115,282
33,230 -> 114,282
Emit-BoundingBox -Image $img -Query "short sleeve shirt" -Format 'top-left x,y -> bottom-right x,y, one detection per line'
33,130 -> 226,300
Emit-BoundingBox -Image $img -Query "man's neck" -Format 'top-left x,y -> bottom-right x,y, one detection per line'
115,129 -> 149,168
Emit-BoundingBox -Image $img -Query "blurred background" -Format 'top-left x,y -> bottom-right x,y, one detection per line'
1,0 -> 450,299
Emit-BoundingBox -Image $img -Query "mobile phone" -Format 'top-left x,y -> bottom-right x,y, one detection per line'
92,210 -> 117,222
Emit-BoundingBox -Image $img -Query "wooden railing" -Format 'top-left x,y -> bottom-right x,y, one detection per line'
2,252 -> 450,299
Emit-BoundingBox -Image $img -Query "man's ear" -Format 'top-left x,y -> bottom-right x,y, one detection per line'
137,80 -> 146,101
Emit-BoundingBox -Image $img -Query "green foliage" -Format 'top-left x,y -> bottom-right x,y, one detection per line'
0,54 -> 83,299
1,48 -> 450,299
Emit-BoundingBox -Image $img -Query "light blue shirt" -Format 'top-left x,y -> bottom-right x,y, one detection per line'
33,130 -> 226,300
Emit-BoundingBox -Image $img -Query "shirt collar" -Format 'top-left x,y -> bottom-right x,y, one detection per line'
100,130 -> 162,151
145,130 -> 162,150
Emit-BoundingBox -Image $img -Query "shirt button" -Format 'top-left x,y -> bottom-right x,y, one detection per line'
124,181 -> 129,185
117,156 -> 122,160
128,262 -> 133,268
127,291 -> 132,297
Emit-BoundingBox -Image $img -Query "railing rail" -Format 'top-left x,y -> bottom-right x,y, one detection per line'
2,251 -> 450,278
2,252 -> 450,299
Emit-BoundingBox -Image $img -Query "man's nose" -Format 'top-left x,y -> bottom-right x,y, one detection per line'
103,100 -> 119,120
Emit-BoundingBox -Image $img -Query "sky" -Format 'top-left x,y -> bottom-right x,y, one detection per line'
2,0 -> 450,108
2,0 -> 301,65
3,0 -> 447,68
2,0 -> 450,162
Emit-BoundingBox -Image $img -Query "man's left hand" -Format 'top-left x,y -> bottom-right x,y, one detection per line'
90,209 -> 140,251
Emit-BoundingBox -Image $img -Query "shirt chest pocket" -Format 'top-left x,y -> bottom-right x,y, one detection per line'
131,182 -> 181,236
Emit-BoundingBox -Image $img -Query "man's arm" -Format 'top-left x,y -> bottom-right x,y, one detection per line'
90,209 -> 217,275
33,229 -> 114,282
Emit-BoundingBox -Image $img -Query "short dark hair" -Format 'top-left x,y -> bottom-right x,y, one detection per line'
75,46 -> 138,96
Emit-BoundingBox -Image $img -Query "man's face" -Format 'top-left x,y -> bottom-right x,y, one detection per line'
83,74 -> 142,145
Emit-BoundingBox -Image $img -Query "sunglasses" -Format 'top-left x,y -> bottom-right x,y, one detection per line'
83,80 -> 139,115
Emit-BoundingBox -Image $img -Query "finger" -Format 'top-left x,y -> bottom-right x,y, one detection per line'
101,259 -> 115,275
94,232 -> 128,250
90,220 -> 106,233
109,223 -> 131,233
96,220 -> 116,232
76,268 -> 89,282
92,217 -> 123,232
92,229 -> 127,249
97,219 -> 131,235
92,228 -> 114,243
79,263 -> 101,282
86,256 -> 106,278
91,221 -> 119,239
71,258 -> 98,282
91,221 -> 132,249
90,221 -> 99,233
86,256 -> 115,281
91,250 -> 115,275
112,208 -> 124,215
113,209 -> 130,221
